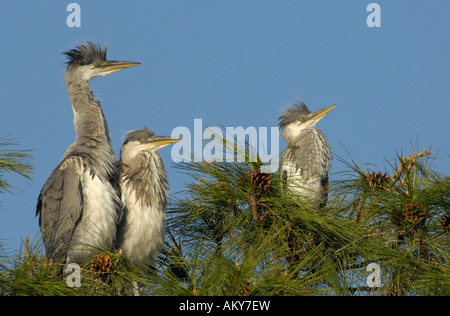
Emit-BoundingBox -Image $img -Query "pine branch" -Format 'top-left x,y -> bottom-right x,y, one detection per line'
390,150 -> 431,186
0,135 -> 34,196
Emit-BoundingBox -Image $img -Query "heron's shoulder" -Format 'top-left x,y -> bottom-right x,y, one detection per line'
57,151 -> 112,178
58,154 -> 86,171
38,156 -> 83,196
38,154 -> 91,198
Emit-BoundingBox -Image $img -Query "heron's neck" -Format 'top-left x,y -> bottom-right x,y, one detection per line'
65,78 -> 116,175
282,124 -> 312,145
66,79 -> 111,144
121,151 -> 169,209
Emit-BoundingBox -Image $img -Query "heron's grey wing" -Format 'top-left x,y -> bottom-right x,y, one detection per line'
36,156 -> 84,261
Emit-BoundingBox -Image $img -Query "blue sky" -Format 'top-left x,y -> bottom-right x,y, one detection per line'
0,1 -> 449,252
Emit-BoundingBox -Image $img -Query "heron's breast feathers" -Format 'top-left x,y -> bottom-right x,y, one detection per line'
281,129 -> 331,177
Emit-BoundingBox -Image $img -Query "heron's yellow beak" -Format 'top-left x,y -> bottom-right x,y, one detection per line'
305,104 -> 337,127
98,61 -> 141,75
146,137 -> 182,150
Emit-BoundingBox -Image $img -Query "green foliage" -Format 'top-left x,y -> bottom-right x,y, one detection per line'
160,148 -> 449,296
0,144 -> 448,296
0,135 -> 33,198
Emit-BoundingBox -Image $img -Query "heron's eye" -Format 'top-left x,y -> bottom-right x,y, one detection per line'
93,61 -> 99,67
299,117 -> 304,122
138,138 -> 145,143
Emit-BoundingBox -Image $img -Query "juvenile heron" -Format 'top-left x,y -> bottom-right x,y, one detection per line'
36,42 -> 140,263
278,101 -> 336,208
116,128 -> 181,266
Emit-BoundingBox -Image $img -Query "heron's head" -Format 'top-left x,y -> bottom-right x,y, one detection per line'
63,42 -> 140,82
278,101 -> 336,143
121,127 -> 181,164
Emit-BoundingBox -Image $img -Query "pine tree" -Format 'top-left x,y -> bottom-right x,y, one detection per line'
143,142 -> 448,296
1,139 -> 448,296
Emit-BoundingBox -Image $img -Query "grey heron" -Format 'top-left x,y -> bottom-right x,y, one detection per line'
36,42 -> 140,263
116,128 -> 181,266
278,101 -> 336,208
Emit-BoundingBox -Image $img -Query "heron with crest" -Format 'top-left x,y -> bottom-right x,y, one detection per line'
278,101 -> 336,208
115,127 -> 181,267
36,42 -> 140,263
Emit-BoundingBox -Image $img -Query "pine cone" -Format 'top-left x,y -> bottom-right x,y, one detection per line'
364,171 -> 390,191
237,281 -> 251,296
403,202 -> 427,224
250,170 -> 272,192
441,215 -> 450,232
91,254 -> 113,280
